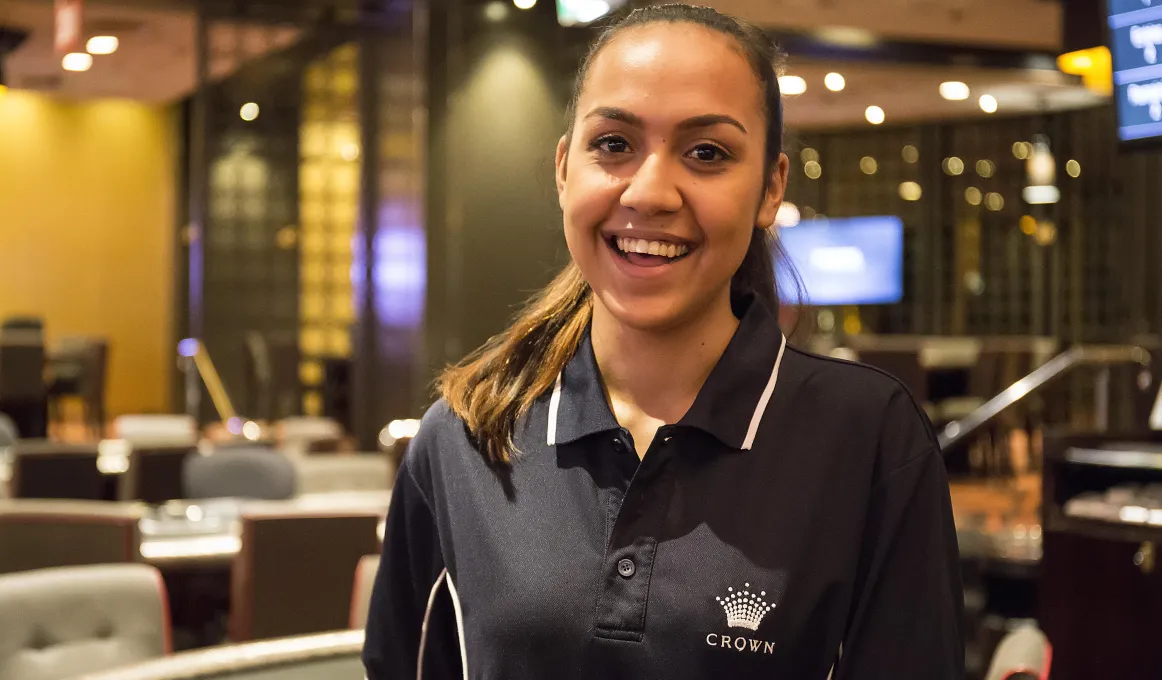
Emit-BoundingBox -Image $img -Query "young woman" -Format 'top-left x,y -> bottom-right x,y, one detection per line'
364,5 -> 963,679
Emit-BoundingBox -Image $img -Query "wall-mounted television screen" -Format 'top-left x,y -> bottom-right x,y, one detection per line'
776,215 -> 904,306
1109,0 -> 1162,143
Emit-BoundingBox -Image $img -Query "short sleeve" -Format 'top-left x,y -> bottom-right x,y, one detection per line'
833,393 -> 965,679
363,441 -> 462,679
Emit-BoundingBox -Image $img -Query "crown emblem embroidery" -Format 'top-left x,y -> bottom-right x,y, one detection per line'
715,583 -> 773,632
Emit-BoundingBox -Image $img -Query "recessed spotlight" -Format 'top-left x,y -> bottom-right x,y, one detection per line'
939,81 -> 970,101
979,94 -> 998,114
513,0 -> 536,9
86,36 -> 119,55
943,157 -> 965,176
779,75 -> 807,95
240,102 -> 259,121
865,106 -> 885,125
62,52 -> 93,72
824,72 -> 846,92
898,182 -> 923,201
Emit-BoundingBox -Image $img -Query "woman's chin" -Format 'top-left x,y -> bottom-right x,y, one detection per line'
593,290 -> 703,334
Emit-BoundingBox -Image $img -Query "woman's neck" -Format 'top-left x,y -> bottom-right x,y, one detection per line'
590,293 -> 739,452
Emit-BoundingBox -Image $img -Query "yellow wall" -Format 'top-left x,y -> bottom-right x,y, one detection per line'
0,90 -> 175,417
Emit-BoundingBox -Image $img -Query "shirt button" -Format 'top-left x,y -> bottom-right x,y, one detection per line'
617,558 -> 636,578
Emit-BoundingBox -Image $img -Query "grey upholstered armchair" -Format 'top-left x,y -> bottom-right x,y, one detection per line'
0,563 -> 171,680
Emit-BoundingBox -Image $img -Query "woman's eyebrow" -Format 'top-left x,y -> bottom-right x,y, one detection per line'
584,106 -> 644,127
583,107 -> 747,135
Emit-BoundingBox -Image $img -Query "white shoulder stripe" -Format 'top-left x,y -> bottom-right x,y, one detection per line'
546,372 -> 563,446
741,334 -> 787,451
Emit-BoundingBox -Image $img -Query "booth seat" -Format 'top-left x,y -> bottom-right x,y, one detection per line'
0,564 -> 170,680
72,630 -> 364,680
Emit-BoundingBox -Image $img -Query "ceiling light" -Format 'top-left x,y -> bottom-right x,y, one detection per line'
513,0 -> 536,9
943,157 -> 964,175
86,36 -> 119,55
1023,185 -> 1060,205
483,1 -> 509,21
860,156 -> 878,175
1066,160 -> 1081,178
902,145 -> 919,163
865,106 -> 885,125
824,72 -> 845,92
779,75 -> 807,95
965,187 -> 982,205
979,94 -> 998,114
804,160 -> 822,179
240,102 -> 259,121
61,52 -> 93,72
898,182 -> 922,201
939,81 -> 970,101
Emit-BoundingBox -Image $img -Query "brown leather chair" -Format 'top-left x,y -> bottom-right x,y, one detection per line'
118,445 -> 196,504
0,499 -> 143,575
9,441 -> 103,500
0,332 -> 47,439
229,508 -> 380,641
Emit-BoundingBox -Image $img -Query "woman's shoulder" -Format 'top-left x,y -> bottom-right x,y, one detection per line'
782,345 -> 939,469
396,399 -> 474,488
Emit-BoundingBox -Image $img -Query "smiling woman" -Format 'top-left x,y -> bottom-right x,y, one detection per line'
363,5 -> 964,680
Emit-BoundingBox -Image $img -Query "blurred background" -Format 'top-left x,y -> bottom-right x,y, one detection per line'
0,0 -> 1159,678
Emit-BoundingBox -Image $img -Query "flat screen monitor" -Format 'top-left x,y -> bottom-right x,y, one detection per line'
776,215 -> 904,306
1109,0 -> 1162,143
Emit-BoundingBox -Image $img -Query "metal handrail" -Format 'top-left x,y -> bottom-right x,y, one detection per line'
937,344 -> 1153,450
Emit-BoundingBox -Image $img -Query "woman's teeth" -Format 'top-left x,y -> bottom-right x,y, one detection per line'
614,237 -> 689,259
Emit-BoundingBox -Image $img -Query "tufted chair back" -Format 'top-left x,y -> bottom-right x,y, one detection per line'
0,564 -> 171,680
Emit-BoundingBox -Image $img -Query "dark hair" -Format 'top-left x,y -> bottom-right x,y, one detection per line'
438,4 -> 788,463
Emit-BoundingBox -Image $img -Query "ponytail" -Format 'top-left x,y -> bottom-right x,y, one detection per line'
437,263 -> 592,464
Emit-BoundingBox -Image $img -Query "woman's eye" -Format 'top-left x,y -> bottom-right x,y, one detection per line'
592,136 -> 630,154
688,144 -> 728,163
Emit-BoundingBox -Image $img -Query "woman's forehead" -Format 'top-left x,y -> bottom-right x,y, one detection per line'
578,24 -> 763,126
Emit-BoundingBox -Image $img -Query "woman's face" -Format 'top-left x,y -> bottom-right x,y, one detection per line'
556,23 -> 789,333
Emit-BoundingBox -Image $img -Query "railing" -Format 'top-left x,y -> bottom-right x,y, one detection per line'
938,344 -> 1154,450
177,338 -> 237,422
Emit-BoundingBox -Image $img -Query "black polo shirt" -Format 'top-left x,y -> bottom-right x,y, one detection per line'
364,296 -> 963,680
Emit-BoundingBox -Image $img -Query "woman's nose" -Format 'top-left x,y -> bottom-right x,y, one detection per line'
619,153 -> 682,215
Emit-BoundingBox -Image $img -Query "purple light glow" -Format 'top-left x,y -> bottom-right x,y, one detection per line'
177,338 -> 199,357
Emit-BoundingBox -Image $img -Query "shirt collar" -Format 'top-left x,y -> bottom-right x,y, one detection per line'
546,295 -> 788,450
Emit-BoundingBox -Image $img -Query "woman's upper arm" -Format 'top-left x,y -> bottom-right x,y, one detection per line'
833,388 -> 965,680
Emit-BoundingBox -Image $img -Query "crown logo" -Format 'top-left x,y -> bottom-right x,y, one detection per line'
715,583 -> 773,632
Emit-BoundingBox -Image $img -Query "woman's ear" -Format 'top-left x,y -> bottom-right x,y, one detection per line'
755,153 -> 790,230
555,135 -> 570,209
